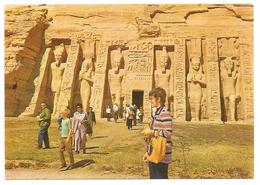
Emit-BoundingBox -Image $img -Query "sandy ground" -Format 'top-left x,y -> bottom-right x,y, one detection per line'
5,168 -> 146,180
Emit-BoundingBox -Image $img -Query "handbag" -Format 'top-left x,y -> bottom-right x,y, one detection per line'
147,136 -> 167,164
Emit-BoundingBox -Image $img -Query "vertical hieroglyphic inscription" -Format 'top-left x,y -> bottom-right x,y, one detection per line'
90,43 -> 109,117
57,40 -> 80,114
239,37 -> 254,122
174,38 -> 186,121
206,38 -> 221,121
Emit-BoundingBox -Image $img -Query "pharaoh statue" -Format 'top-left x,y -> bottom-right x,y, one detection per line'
51,43 -> 67,115
79,41 -> 94,112
154,46 -> 172,109
221,56 -> 240,121
108,47 -> 125,106
187,57 -> 206,121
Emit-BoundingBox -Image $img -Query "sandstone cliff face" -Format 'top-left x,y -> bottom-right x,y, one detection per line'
4,4 -> 253,123
5,5 -> 51,116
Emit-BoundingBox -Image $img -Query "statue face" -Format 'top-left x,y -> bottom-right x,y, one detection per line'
224,57 -> 234,75
160,47 -> 168,69
82,59 -> 92,71
54,53 -> 63,64
191,57 -> 201,71
160,56 -> 168,69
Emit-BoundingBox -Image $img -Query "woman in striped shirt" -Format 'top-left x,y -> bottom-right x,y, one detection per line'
143,87 -> 173,179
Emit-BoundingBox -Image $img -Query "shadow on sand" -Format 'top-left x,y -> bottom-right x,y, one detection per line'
73,159 -> 95,169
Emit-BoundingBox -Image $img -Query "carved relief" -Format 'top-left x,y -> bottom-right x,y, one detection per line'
187,57 -> 206,121
108,47 -> 125,105
51,43 -> 67,115
174,38 -> 186,121
79,40 -> 95,112
154,46 -> 173,110
218,38 -> 241,122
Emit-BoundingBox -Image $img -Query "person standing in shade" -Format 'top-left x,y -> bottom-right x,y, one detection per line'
133,104 -> 137,126
87,107 -> 96,137
143,87 -> 173,179
127,107 -> 135,130
106,105 -> 112,121
113,103 -> 119,123
72,104 -> 88,154
59,109 -> 74,170
37,102 -> 51,149
139,106 -> 144,123
124,104 -> 130,124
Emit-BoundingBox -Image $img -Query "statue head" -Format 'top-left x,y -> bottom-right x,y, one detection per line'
160,46 -> 168,70
223,57 -> 235,76
190,57 -> 201,71
82,58 -> 93,71
54,43 -> 66,65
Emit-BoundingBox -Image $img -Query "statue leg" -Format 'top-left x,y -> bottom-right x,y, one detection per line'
80,81 -> 87,112
86,86 -> 91,111
229,95 -> 236,121
53,92 -> 58,115
189,97 -> 196,121
195,101 -> 201,121
224,97 -> 229,121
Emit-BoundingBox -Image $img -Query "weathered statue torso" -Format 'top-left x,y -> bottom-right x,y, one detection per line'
187,57 -> 206,121
108,48 -> 125,105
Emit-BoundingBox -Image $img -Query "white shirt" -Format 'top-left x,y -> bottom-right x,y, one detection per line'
106,107 -> 111,113
113,105 -> 119,112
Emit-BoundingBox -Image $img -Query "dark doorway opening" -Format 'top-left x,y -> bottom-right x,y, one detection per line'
132,91 -> 144,109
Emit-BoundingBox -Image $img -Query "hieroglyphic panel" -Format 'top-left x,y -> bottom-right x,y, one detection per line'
56,40 -> 80,114
206,38 -> 221,121
20,48 -> 53,116
174,38 -> 186,121
127,41 -> 153,74
239,37 -> 254,122
90,44 -> 109,117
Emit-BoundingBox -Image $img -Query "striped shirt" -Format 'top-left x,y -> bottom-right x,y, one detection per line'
150,106 -> 173,164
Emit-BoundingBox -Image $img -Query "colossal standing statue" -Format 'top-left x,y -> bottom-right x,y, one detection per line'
51,43 -> 66,115
108,48 -> 125,105
221,57 -> 239,121
154,46 -> 172,108
187,57 -> 206,121
79,41 -> 94,112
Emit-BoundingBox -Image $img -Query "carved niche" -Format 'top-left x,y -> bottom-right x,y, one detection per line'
154,45 -> 174,111
218,37 -> 241,122
186,39 -> 207,121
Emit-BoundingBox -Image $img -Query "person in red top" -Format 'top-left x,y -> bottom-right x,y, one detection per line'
143,87 -> 173,179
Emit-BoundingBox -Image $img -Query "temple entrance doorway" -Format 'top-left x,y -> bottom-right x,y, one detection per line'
132,90 -> 144,109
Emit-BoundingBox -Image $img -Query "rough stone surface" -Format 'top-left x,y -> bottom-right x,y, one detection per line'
4,4 -> 253,123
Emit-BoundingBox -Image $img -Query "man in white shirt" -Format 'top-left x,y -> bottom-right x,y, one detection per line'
106,106 -> 112,121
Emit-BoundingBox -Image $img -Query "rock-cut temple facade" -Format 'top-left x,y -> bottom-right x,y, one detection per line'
5,4 -> 253,123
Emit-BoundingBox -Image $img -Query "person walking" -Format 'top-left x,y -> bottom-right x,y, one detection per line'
37,101 -> 51,149
87,107 -> 96,137
72,104 -> 88,154
59,109 -> 74,170
143,87 -> 173,179
113,103 -> 119,123
106,105 -> 112,121
127,107 -> 135,130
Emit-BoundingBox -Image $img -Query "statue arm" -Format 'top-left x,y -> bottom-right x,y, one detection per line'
198,74 -> 206,86
154,72 -> 158,86
79,70 -> 84,81
187,73 -> 192,82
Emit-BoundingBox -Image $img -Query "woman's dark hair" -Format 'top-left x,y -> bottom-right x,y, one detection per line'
76,103 -> 83,108
149,87 -> 166,105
